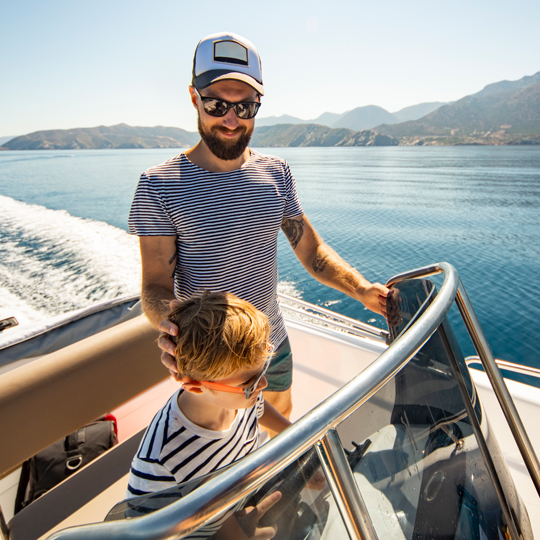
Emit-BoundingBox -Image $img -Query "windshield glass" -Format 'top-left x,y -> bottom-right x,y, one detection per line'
334,278 -> 530,539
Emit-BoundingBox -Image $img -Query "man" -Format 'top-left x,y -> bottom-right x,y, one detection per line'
129,32 -> 390,424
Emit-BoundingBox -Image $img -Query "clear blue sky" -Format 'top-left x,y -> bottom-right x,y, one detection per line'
2,0 -> 539,137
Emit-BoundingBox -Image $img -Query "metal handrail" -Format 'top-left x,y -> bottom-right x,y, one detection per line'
278,292 -> 389,341
48,264 -> 458,539
455,283 -> 540,497
280,303 -> 388,342
466,356 -> 540,380
317,430 -> 378,539
48,261 -> 539,539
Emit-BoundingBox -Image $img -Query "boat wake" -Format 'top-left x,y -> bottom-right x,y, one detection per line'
0,195 -> 142,324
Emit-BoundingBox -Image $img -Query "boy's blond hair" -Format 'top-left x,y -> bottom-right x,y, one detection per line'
169,291 -> 270,381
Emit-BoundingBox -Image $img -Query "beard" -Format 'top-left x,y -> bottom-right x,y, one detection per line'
197,114 -> 254,161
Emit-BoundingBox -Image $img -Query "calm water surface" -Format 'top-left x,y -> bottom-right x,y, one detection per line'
1,146 -> 539,380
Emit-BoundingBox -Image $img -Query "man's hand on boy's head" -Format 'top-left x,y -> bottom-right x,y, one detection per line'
235,491 -> 282,540
158,299 -> 182,381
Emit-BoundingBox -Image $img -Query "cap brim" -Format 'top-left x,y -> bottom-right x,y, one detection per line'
194,70 -> 264,95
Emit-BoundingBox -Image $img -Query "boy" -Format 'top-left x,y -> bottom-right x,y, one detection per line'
127,291 -> 291,538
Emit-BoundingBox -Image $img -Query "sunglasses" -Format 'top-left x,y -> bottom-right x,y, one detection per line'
199,345 -> 274,400
194,88 -> 261,120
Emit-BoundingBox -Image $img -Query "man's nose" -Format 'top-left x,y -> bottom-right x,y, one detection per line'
221,108 -> 239,129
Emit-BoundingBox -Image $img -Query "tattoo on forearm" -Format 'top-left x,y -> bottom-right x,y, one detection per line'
312,253 -> 329,273
169,250 -> 177,278
282,218 -> 305,249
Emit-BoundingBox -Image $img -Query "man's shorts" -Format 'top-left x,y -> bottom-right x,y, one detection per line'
265,337 -> 293,392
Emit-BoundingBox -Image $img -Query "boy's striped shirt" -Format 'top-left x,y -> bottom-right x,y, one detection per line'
125,390 -> 264,538
127,390 -> 264,496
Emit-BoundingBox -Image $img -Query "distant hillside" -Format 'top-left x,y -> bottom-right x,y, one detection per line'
2,124 -> 199,150
255,115 -> 307,127
251,124 -> 398,147
252,124 -> 352,147
474,71 -> 540,99
0,135 -> 17,146
332,105 -> 397,131
254,71 -> 540,146
392,102 -> 447,122
374,75 -> 540,145
312,112 -> 342,126
256,101 -> 446,131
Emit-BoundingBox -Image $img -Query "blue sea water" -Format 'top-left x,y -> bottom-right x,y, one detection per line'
1,146 -> 539,380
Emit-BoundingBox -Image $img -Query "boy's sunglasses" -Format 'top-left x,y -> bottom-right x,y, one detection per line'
194,88 -> 261,120
200,345 -> 274,400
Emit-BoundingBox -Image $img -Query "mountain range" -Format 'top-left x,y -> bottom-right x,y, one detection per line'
250,125 -> 398,147
256,102 -> 447,131
374,71 -> 540,145
2,124 -> 199,151
2,71 -> 539,149
0,136 -> 15,146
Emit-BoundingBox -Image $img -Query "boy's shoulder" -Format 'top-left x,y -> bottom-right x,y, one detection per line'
146,391 -> 263,462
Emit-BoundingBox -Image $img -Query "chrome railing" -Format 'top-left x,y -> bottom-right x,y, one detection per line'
278,292 -> 389,342
454,283 -> 540,498
467,356 -> 540,380
48,262 -> 538,540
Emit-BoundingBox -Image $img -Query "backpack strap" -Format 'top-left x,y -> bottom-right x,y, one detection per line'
14,460 -> 32,514
65,428 -> 85,471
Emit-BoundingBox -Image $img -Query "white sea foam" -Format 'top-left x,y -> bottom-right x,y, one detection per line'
323,299 -> 342,307
277,280 -> 303,299
0,195 -> 141,322
0,287 -> 39,326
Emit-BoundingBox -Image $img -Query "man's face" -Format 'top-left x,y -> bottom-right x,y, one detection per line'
191,80 -> 259,161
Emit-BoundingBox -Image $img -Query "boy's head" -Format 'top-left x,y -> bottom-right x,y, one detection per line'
169,291 -> 270,382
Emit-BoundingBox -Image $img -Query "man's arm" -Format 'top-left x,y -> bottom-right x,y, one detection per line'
282,215 -> 388,317
139,236 -> 178,328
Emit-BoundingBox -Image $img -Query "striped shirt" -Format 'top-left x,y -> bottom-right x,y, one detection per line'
128,150 -> 304,347
126,390 -> 264,536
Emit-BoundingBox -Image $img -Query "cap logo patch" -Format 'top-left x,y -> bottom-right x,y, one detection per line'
213,40 -> 249,66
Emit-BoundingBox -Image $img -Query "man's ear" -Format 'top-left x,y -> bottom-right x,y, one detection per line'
188,86 -> 198,110
180,376 -> 204,394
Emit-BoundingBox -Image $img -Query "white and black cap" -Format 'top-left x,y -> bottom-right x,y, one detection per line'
192,32 -> 264,95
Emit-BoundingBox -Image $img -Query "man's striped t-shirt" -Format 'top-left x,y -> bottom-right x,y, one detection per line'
128,150 -> 304,347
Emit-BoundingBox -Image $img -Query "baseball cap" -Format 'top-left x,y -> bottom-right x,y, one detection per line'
192,32 -> 264,96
